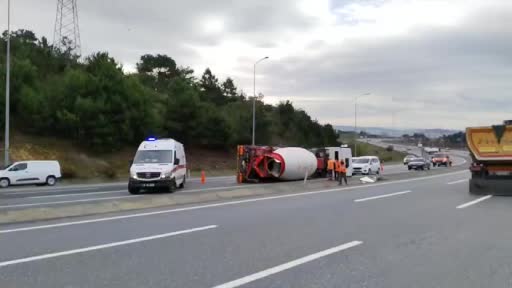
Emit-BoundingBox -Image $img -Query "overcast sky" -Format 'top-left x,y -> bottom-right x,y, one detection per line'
1,0 -> 512,130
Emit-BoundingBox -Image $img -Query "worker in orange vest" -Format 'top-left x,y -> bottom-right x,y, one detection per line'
327,159 -> 335,180
334,159 -> 342,181
338,160 -> 348,186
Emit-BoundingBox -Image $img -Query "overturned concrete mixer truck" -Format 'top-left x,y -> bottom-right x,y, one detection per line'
236,145 -> 353,183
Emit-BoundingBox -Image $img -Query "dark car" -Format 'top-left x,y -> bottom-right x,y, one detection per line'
408,158 -> 431,170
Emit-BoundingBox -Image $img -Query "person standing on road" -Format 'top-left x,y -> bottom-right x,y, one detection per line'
327,159 -> 335,180
338,160 -> 348,185
335,159 -> 342,181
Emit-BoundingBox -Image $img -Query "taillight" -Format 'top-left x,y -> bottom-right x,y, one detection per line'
470,163 -> 483,172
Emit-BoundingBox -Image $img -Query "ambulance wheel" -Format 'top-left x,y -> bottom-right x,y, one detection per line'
168,180 -> 177,193
179,176 -> 186,189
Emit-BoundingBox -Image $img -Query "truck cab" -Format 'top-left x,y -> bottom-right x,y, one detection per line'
325,147 -> 353,177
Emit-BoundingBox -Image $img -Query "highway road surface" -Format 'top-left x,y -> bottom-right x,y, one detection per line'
3,164 -> 511,287
0,146 -> 466,211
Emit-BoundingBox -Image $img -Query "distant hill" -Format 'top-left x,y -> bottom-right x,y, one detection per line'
335,126 -> 461,138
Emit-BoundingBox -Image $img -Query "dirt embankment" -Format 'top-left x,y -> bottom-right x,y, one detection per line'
3,134 -> 236,182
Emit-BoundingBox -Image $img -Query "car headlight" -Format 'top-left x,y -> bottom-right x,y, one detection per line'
130,171 -> 137,178
161,171 -> 172,179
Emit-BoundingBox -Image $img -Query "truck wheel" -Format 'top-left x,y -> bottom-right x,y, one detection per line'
179,176 -> 186,189
469,178 -> 487,195
408,167 -> 411,171
46,176 -> 57,186
0,178 -> 10,188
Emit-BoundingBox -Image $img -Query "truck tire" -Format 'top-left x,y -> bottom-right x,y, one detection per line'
469,178 -> 488,195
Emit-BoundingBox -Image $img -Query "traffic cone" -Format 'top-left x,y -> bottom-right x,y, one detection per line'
201,171 -> 206,184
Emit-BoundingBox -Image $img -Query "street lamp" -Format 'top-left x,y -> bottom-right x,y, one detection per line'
4,0 -> 11,166
354,92 -> 371,157
252,56 -> 269,146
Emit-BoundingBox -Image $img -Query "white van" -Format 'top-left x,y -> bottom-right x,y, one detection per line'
352,156 -> 381,175
0,161 -> 61,188
325,147 -> 353,176
128,138 -> 187,194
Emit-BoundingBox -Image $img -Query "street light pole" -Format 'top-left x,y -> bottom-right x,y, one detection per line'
252,56 -> 269,146
354,92 -> 371,157
4,0 -> 11,167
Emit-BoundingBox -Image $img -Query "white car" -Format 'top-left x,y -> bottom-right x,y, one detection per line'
352,156 -> 381,175
0,161 -> 62,188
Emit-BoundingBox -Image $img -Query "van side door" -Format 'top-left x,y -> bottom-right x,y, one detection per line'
6,163 -> 36,184
172,147 -> 185,183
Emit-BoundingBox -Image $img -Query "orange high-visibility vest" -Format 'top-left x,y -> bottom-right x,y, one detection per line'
340,163 -> 347,173
335,161 -> 342,172
327,159 -> 335,170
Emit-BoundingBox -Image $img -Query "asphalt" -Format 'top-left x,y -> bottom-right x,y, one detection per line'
3,162 -> 510,287
0,146 -> 467,211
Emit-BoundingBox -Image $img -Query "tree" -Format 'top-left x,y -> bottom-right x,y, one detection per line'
222,77 -> 238,98
199,68 -> 226,105
136,54 -> 178,79
0,28 -> 341,152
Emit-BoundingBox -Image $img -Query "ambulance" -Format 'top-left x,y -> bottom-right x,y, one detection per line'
128,138 -> 187,194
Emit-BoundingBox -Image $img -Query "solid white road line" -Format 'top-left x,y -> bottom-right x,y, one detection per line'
22,185 -> 245,199
0,195 -> 141,209
0,184 -> 125,194
25,184 -> 244,199
456,195 -> 492,209
354,190 -> 412,202
28,190 -> 127,199
0,176 -> 233,195
1,170 -> 467,234
0,225 -> 217,268
3,187 -> 103,195
212,241 -> 363,288
447,179 -> 469,185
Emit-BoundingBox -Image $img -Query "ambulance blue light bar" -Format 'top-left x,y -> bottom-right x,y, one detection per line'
146,137 -> 157,141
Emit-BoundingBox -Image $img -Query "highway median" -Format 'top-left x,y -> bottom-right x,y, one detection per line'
0,166 -> 467,225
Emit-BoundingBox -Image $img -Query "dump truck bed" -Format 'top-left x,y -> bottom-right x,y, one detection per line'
466,125 -> 512,161
466,122 -> 512,195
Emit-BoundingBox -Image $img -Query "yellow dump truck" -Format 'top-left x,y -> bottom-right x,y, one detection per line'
466,120 -> 512,195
